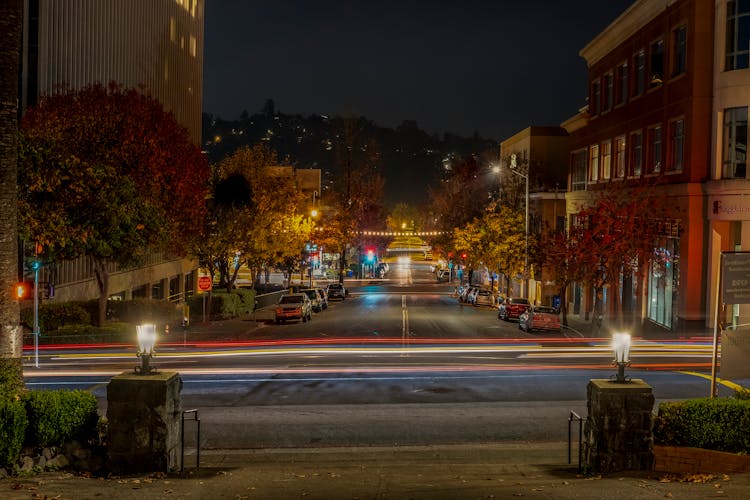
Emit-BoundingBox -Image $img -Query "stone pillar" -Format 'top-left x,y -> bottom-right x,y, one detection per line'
107,372 -> 182,473
583,379 -> 654,473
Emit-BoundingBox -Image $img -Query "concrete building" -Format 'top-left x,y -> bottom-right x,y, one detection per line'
499,127 -> 569,305
566,0 -> 715,332
19,0 -> 205,304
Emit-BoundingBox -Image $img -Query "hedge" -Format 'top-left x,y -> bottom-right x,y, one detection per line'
20,301 -> 91,332
22,390 -> 99,448
107,298 -> 180,324
653,397 -> 750,453
0,398 -> 28,468
186,289 -> 255,320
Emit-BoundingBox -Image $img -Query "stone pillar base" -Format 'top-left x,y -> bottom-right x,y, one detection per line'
107,371 -> 182,473
584,379 -> 654,473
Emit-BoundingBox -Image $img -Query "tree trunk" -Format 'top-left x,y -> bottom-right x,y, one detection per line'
559,283 -> 569,327
92,258 -> 110,326
0,0 -> 24,396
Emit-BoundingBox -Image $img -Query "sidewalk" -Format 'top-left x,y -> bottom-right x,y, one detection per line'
4,442 -> 750,499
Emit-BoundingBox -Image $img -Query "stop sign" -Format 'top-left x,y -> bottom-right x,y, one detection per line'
198,275 -> 212,292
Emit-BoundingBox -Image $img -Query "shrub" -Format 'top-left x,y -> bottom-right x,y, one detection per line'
654,398 -> 750,453
0,398 -> 28,468
23,390 -> 99,448
107,298 -> 180,324
20,301 -> 91,332
187,290 -> 245,319
41,322 -> 134,344
233,288 -> 256,314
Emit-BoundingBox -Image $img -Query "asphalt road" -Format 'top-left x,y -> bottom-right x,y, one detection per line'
22,261 -> 750,448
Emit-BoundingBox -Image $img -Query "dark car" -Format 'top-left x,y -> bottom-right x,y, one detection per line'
300,288 -> 324,312
497,297 -> 531,321
326,283 -> 347,300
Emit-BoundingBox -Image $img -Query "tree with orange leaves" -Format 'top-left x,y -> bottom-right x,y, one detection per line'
18,82 -> 209,325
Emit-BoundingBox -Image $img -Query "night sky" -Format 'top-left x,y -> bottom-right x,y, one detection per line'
203,0 -> 634,141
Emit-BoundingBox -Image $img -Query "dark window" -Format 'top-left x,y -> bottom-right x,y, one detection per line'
650,40 -> 664,86
591,80 -> 600,115
648,126 -> 663,174
726,0 -> 750,70
723,107 -> 748,178
672,26 -> 687,76
616,62 -> 628,104
614,136 -> 627,178
634,51 -> 646,95
668,119 -> 685,171
571,150 -> 587,191
603,73 -> 613,111
630,130 -> 643,177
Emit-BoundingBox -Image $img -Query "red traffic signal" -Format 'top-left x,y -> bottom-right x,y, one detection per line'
15,282 -> 33,300
461,253 -> 467,259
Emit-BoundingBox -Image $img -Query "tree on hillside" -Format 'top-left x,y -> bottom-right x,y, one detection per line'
18,82 -> 210,325
0,0 -> 24,395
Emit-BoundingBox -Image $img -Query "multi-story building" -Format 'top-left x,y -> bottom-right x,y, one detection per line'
566,0 -> 714,332
19,0 -> 205,304
499,127 -> 569,305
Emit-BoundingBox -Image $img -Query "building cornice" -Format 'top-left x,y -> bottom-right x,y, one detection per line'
580,0 -> 675,67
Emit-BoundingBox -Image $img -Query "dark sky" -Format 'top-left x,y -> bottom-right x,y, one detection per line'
203,1 -> 634,141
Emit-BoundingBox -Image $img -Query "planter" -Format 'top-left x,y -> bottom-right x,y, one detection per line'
654,445 -> 750,474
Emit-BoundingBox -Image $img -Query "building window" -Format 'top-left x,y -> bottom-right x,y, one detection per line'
726,0 -> 750,70
648,125 -> 663,174
589,144 -> 600,182
601,141 -> 612,180
630,131 -> 643,177
672,26 -> 687,77
649,237 -> 679,330
603,73 -> 613,111
591,80 -> 600,115
571,149 -> 587,191
650,39 -> 664,86
668,119 -> 685,172
723,107 -> 748,179
634,50 -> 646,96
616,62 -> 628,105
614,136 -> 627,178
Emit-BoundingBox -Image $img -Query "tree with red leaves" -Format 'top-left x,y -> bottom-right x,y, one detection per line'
18,82 -> 209,325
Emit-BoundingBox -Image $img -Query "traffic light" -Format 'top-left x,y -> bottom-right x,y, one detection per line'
366,248 -> 375,262
461,253 -> 467,260
15,282 -> 33,300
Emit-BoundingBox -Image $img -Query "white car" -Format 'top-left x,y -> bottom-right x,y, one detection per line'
473,289 -> 496,307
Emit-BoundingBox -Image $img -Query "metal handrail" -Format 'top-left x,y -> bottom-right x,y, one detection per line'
181,409 -> 200,473
568,410 -> 584,472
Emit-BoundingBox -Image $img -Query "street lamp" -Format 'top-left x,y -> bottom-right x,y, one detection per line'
508,153 -> 529,300
135,323 -> 158,375
611,332 -> 631,383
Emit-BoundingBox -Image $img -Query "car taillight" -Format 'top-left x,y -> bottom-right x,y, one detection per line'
276,307 -> 282,314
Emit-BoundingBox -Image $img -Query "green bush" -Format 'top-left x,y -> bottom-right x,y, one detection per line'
233,288 -> 256,314
0,398 -> 28,468
654,398 -> 750,453
108,298 -> 180,324
22,390 -> 99,448
41,322 -> 134,343
187,290 -> 247,320
20,301 -> 91,331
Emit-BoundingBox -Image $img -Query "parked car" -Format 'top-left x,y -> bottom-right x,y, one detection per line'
314,287 -> 329,309
497,297 -> 531,321
275,293 -> 312,323
518,305 -> 562,332
300,288 -> 324,312
327,282 -> 347,300
473,289 -> 496,307
459,285 -> 479,303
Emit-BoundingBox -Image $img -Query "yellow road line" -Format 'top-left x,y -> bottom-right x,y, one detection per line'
677,371 -> 747,392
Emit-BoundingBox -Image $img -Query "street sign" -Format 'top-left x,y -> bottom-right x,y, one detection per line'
722,252 -> 750,304
198,275 -> 212,292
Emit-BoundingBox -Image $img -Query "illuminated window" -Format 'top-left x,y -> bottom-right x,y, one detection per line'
601,141 -> 612,180
190,36 -> 197,57
614,136 -> 626,178
589,144 -> 600,182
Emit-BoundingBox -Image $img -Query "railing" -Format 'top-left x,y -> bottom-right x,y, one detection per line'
181,409 -> 201,473
568,410 -> 585,472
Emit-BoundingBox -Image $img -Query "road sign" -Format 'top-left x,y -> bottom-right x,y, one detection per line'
198,275 -> 212,292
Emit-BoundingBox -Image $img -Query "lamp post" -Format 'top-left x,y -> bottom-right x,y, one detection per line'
508,153 -> 529,299
611,332 -> 631,383
135,323 -> 158,375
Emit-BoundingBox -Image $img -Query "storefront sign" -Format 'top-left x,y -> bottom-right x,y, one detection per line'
722,252 -> 750,304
